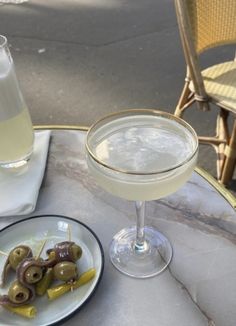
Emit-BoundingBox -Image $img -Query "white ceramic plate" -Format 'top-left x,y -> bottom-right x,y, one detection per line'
0,215 -> 104,326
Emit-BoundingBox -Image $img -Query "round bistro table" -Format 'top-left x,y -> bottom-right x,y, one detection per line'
0,127 -> 236,326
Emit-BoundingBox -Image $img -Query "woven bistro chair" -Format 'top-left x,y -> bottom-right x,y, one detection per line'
174,0 -> 236,185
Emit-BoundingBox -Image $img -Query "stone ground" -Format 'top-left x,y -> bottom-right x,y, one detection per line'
0,0 -> 235,195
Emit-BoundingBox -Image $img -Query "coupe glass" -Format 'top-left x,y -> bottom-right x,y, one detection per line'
86,109 -> 198,278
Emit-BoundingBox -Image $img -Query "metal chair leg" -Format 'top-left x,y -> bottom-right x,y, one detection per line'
174,80 -> 193,117
216,109 -> 229,180
220,119 -> 236,185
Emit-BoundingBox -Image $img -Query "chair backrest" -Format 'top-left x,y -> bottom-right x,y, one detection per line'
176,0 -> 236,54
175,0 -> 236,53
175,0 -> 236,108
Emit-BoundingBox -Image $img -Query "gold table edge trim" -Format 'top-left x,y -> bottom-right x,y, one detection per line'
34,125 -> 236,209
34,125 -> 89,131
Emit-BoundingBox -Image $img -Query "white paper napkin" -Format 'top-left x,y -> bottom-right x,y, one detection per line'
0,130 -> 51,216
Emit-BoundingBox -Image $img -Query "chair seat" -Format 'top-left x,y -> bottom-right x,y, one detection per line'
189,61 -> 236,113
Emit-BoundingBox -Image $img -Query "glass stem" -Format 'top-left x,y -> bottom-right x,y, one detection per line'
135,201 -> 147,252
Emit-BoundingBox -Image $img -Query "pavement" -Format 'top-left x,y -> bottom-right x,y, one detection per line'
0,0 -> 235,195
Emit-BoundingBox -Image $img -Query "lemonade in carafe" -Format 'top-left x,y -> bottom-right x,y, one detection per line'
0,35 -> 34,168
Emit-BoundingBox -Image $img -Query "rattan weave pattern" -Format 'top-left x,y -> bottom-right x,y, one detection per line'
189,61 -> 236,112
186,0 -> 236,53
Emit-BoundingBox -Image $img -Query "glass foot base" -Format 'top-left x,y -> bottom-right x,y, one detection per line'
0,158 -> 30,175
109,226 -> 172,278
0,160 -> 28,169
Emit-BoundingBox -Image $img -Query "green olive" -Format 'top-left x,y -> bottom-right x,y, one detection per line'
9,247 -> 30,270
8,280 -> 30,304
53,262 -> 78,282
71,244 -> 82,261
25,266 -> 43,284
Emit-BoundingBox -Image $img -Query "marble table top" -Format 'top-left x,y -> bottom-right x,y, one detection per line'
1,129 -> 236,326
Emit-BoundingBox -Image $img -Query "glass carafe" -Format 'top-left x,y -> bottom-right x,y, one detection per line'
0,35 -> 34,169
